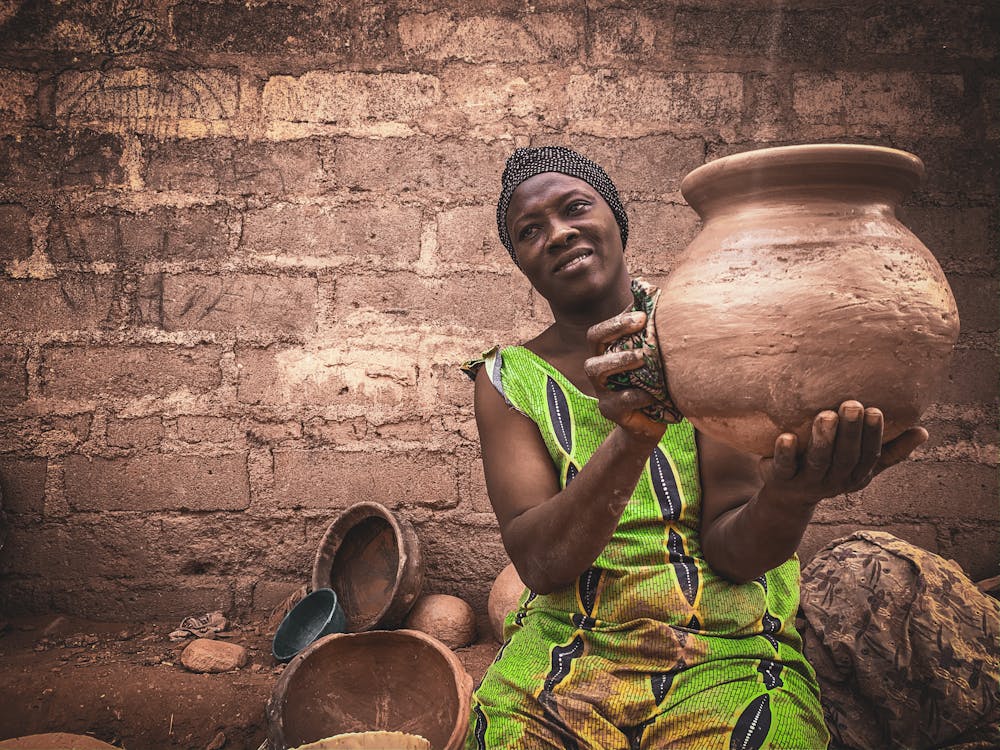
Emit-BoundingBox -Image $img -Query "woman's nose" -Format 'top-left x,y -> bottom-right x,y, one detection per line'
546,221 -> 580,249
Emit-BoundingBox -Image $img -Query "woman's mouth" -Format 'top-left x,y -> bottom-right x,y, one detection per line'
554,250 -> 593,273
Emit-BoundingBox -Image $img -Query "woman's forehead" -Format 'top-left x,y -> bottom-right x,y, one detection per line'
507,172 -> 598,216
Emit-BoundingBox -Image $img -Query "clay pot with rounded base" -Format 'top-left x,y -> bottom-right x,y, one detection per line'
488,563 -> 525,643
311,502 -> 423,632
620,144 -> 960,456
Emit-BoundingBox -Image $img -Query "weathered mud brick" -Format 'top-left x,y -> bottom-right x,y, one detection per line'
902,207 -> 994,274
846,4 -> 999,60
398,10 -> 581,63
674,7 -> 848,62
543,135 -> 706,197
40,345 -> 222,399
170,0 -> 392,57
909,138 -> 999,202
0,204 -> 31,264
159,273 -> 318,334
0,276 -> 114,331
176,416 -> 240,443
223,139 -> 326,196
106,415 -> 164,449
119,204 -> 234,261
56,68 -> 239,139
334,271 -> 532,331
940,524 -> 1000,582
429,64 -> 570,139
0,70 -> 37,128
263,71 -> 440,138
144,137 -> 228,194
46,209 -> 121,264
435,205 -> 503,268
235,344 -> 419,409
938,348 -> 1000,405
272,448 -> 458,509
946,274 -> 999,333
240,203 -> 421,264
54,578 -> 236,620
0,346 -> 28,406
325,136 -> 509,198
858,461 -> 998,522
625,202 -> 700,275
792,72 -> 964,138
0,456 -> 47,514
566,71 -> 743,138
0,129 -> 125,190
586,9 -> 671,67
64,453 -> 249,511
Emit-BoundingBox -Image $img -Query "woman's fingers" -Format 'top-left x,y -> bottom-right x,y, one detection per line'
850,407 -> 884,483
583,348 -> 647,389
586,311 -> 646,356
770,433 -> 799,481
828,401 -> 865,482
802,410 -> 838,480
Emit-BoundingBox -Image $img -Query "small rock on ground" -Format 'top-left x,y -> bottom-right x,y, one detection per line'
181,639 -> 247,674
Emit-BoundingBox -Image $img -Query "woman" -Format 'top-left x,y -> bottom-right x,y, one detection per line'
462,146 -> 928,749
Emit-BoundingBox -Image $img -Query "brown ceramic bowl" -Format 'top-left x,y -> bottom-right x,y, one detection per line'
311,502 -> 423,632
267,629 -> 473,750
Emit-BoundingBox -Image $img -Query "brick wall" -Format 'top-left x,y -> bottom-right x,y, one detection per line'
0,0 -> 996,621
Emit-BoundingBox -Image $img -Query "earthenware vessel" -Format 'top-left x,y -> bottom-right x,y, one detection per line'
311,502 -> 423,631
402,593 -> 477,649
624,144 -> 960,456
488,563 -> 525,643
267,629 -> 473,750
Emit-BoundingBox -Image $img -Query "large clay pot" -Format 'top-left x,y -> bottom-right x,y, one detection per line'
267,629 -> 473,750
641,144 -> 960,456
311,502 -> 423,632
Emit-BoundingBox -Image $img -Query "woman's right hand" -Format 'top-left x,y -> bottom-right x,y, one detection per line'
585,310 -> 668,445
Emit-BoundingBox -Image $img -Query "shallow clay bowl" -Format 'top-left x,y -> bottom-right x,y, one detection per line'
0,734 -> 119,749
291,731 -> 430,749
267,629 -> 473,750
311,502 -> 423,631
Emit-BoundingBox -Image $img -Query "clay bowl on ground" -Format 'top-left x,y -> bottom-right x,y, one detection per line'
291,732 -> 430,749
0,734 -> 119,749
311,502 -> 423,632
267,629 -> 473,750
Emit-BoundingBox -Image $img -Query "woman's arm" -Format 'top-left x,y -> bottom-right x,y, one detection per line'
699,402 -> 929,583
475,311 -> 666,594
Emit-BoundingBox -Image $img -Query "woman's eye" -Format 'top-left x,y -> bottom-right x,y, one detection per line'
519,226 -> 538,240
567,201 -> 589,214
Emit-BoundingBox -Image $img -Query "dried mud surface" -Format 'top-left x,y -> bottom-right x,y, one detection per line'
0,615 -> 497,750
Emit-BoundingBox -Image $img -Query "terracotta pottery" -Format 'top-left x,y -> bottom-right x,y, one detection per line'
402,593 -> 477,649
291,731 -> 430,750
487,563 -> 525,643
311,502 -> 423,631
637,144 -> 960,456
267,629 -> 473,750
0,734 -> 119,749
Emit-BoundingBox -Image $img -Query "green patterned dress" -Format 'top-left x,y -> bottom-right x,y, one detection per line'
464,345 -> 829,750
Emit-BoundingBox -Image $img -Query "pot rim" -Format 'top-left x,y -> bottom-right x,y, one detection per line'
680,143 -> 925,218
266,628 -> 473,750
310,501 -> 423,632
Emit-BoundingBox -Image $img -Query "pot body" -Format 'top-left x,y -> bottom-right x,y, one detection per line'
657,144 -> 960,456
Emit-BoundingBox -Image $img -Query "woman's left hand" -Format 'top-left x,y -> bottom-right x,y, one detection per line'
584,310 -> 667,444
759,400 -> 929,508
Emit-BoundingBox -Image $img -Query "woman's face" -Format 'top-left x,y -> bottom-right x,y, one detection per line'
506,172 -> 627,311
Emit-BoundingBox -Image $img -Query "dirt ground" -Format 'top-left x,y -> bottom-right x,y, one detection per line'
0,614 -> 498,750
